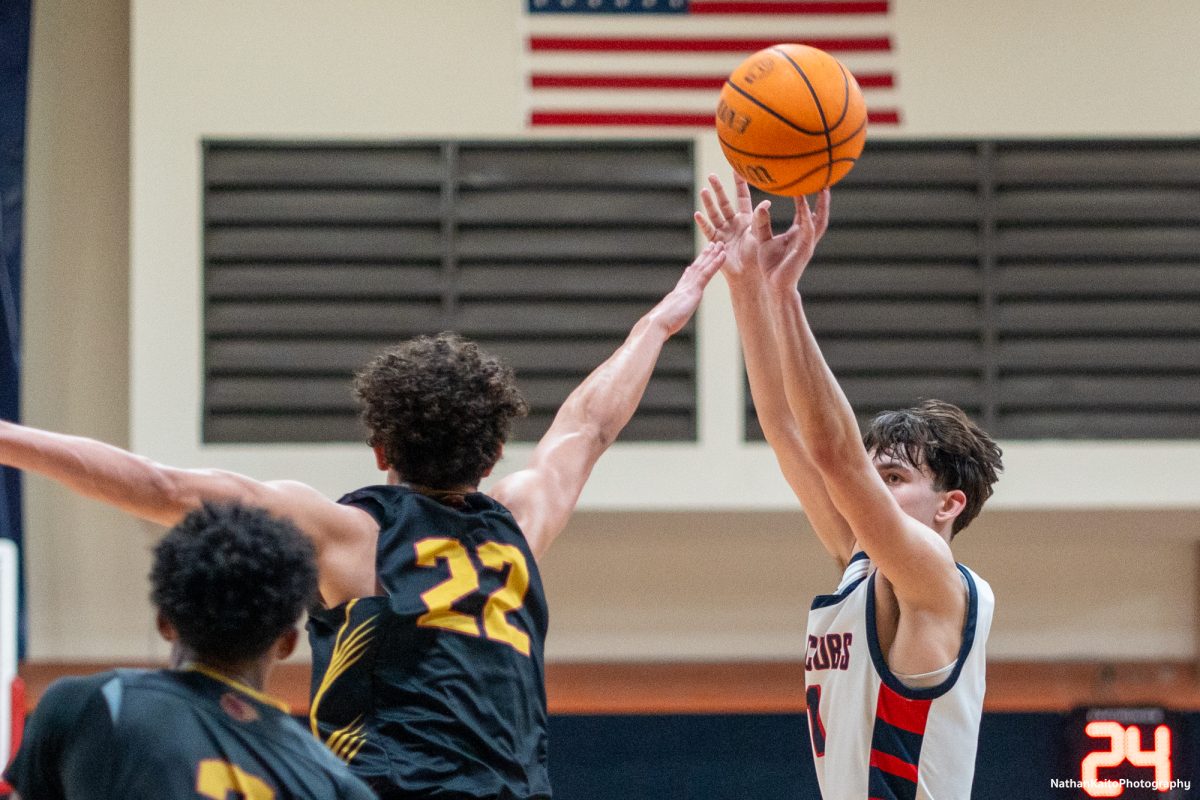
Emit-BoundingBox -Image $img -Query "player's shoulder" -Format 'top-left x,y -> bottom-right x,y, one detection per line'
336,483 -> 405,520
36,669 -> 129,719
24,669 -> 136,746
956,562 -> 995,612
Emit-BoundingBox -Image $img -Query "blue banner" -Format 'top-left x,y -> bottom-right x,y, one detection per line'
0,0 -> 30,655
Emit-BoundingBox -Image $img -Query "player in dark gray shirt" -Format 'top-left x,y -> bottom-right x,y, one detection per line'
3,503 -> 374,800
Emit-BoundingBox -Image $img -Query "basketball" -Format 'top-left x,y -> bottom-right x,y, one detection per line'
716,44 -> 868,196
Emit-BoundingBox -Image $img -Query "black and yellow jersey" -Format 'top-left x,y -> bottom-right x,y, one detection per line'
308,484 -> 550,800
2,668 -> 374,800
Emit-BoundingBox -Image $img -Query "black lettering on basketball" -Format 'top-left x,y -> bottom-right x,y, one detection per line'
716,99 -> 751,134
741,56 -> 775,85
744,164 -> 774,185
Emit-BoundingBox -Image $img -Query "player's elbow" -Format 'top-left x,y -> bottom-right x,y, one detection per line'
575,420 -> 614,454
559,392 -> 621,451
157,467 -> 252,516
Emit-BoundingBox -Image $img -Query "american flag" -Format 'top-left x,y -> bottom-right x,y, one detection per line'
523,0 -> 901,128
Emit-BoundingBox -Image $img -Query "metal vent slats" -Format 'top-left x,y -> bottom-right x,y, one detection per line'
746,139 -> 1200,441
204,140 -> 697,444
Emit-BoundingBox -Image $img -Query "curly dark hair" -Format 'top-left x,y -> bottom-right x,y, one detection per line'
150,502 -> 318,663
862,399 -> 1003,536
354,333 -> 529,488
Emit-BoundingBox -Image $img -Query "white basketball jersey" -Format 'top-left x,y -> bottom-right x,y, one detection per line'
804,552 -> 993,800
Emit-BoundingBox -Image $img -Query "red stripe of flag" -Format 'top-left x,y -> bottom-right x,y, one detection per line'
534,74 -> 726,90
689,1 -> 889,13
531,73 -> 894,89
529,36 -> 891,53
532,111 -> 718,126
530,109 -> 901,126
870,749 -> 920,783
875,684 -> 932,735
867,108 -> 900,124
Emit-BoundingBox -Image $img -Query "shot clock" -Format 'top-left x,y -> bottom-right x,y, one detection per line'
1059,707 -> 1190,798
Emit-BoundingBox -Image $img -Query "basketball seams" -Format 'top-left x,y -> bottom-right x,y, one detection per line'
771,46 -> 835,192
832,63 -> 861,133
723,80 -> 828,138
717,116 -> 867,160
775,47 -> 852,132
716,43 -> 866,195
772,157 -> 858,195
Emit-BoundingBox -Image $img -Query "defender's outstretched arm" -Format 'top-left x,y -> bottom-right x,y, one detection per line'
0,421 -> 376,600
491,243 -> 726,560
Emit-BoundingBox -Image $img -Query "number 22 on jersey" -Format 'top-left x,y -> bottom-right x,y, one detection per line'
197,759 -> 274,800
414,538 -> 532,656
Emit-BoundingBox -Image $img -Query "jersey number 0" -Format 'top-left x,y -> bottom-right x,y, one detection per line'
414,538 -> 532,656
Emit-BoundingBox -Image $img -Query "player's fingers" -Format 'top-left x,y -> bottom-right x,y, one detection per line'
694,211 -> 717,241
792,195 -> 810,228
793,195 -> 815,236
813,189 -> 831,238
694,242 -> 726,283
685,241 -> 721,278
752,200 -> 773,242
699,186 -> 725,227
708,174 -> 736,220
734,175 -> 753,214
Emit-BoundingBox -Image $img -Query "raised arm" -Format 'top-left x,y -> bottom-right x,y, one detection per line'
490,243 -> 725,559
749,192 -> 964,613
695,174 -> 854,568
0,421 -> 377,600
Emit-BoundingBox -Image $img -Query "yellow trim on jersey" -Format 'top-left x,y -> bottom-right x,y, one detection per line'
186,664 -> 291,713
308,598 -> 379,740
325,714 -> 368,764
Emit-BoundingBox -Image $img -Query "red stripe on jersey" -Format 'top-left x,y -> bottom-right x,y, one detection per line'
870,748 -> 919,783
875,683 -> 932,734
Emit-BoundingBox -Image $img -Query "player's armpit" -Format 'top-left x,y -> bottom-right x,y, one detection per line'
220,479 -> 380,603
766,430 -> 856,569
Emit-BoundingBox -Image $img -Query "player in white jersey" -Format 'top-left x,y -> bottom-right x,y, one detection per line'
697,174 -> 1003,800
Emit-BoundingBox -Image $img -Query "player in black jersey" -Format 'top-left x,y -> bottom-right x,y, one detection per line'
0,241 -> 726,798
2,502 -> 374,800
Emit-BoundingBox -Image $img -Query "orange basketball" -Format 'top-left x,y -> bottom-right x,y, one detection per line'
716,44 -> 867,196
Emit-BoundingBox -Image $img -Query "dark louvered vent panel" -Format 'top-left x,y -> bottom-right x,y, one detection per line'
993,141 -> 1200,438
204,141 -> 697,443
746,139 -> 1200,440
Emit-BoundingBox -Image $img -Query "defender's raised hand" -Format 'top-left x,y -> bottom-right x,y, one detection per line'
646,240 -> 726,336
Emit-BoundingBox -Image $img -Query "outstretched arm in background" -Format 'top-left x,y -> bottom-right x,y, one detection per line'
694,174 -> 855,569
0,422 -> 378,602
490,242 -> 726,560
748,190 -> 965,617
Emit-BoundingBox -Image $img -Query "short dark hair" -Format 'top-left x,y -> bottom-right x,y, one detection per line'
862,399 -> 1003,536
150,503 -> 318,663
354,333 -> 528,488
